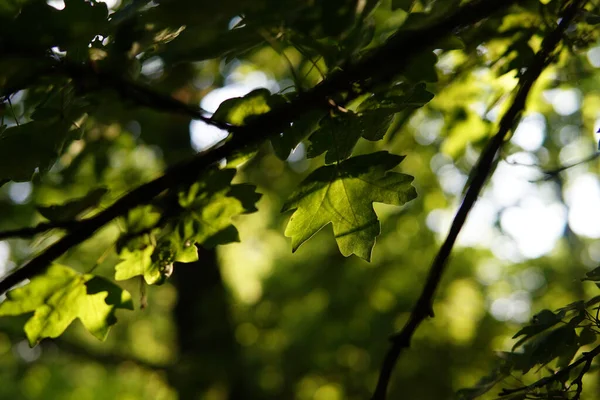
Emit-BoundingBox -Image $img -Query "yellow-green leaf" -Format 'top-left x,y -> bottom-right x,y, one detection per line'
0,264 -> 132,346
282,151 -> 417,260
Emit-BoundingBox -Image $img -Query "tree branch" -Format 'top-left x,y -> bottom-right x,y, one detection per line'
0,0 -> 518,295
61,61 -> 234,132
370,1 -> 586,399
0,221 -> 79,240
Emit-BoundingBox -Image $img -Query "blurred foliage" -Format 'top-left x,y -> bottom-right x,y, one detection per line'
1,0 -> 600,399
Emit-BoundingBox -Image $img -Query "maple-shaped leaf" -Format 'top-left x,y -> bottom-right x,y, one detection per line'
0,264 -> 132,346
176,168 -> 261,248
282,152 -> 417,260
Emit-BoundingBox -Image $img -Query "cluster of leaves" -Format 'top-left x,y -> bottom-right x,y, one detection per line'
2,0 -> 600,398
459,267 -> 600,399
0,0 -> 438,344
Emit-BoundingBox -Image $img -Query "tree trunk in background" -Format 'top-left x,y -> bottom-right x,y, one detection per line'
147,63 -> 255,399
168,247 -> 253,399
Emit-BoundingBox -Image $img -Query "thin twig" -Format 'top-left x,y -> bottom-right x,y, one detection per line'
505,152 -> 600,181
370,1 -> 586,399
0,0 -> 520,297
259,28 -> 303,90
7,97 -> 19,126
61,61 -> 232,131
570,356 -> 592,399
538,152 -> 600,180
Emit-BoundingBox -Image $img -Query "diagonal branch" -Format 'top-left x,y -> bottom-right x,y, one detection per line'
370,1 -> 586,399
0,0 -> 518,296
61,61 -> 235,132
0,221 -> 79,240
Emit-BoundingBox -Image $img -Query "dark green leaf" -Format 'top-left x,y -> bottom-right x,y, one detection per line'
579,326 -> 597,346
583,266 -> 600,281
161,25 -> 263,63
175,169 -> 261,247
307,111 -> 394,164
37,187 -> 108,222
0,120 -> 73,181
512,309 -> 563,350
516,326 -> 578,373
403,51 -> 438,83
391,0 -> 415,11
271,110 -> 325,160
358,82 -> 435,112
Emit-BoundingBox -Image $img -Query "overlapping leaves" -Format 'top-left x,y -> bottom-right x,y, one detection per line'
0,264 -> 133,346
458,291 -> 600,399
305,83 -> 434,164
115,169 -> 261,284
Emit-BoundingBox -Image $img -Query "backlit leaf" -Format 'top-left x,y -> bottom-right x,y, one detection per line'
0,264 -> 132,345
176,168 -> 261,248
115,245 -> 162,285
282,151 -> 417,260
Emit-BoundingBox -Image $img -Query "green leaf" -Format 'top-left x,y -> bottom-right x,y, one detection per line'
115,245 -> 163,285
403,51 -> 438,83
176,169 -> 261,248
174,241 -> 199,263
116,205 -> 162,253
307,111 -> 394,164
37,187 -> 108,222
13,0 -> 108,58
213,89 -> 283,126
281,151 -> 417,260
392,0 -> 415,11
0,264 -> 132,345
579,326 -> 597,346
583,266 -> 600,281
271,110 -> 324,160
161,25 -> 263,63
516,326 -> 578,373
357,82 -> 435,113
116,239 -> 178,286
0,121 -> 73,181
512,309 -> 563,350
123,206 -> 162,234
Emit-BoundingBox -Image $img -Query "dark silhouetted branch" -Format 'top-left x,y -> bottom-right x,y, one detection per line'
0,0 -> 518,298
0,221 -> 79,240
370,1 -> 586,399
